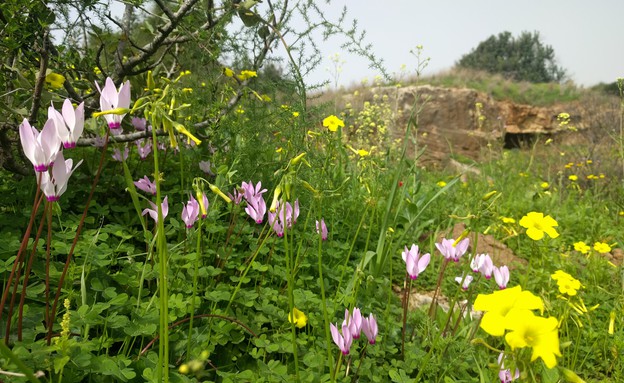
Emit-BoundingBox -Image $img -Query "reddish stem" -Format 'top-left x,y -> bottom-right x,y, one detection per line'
16,207 -> 47,341
0,174 -> 43,343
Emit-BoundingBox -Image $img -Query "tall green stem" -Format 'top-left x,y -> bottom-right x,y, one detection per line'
152,127 -> 169,383
187,220 -> 202,360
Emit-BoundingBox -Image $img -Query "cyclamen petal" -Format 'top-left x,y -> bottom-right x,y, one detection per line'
19,118 -> 61,172
95,77 -> 131,129
361,313 -> 378,344
494,265 -> 510,289
182,195 -> 200,228
316,219 -> 328,240
40,151 -> 82,201
402,244 -> 430,279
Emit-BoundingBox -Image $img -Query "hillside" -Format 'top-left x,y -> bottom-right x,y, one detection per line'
319,69 -> 620,167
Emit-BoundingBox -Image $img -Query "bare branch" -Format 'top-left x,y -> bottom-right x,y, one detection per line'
29,30 -> 49,124
116,0 -> 203,81
76,130 -> 167,146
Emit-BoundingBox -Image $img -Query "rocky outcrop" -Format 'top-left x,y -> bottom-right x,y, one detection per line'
342,85 -> 608,167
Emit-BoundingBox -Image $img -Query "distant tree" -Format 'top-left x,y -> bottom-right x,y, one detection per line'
457,31 -> 567,83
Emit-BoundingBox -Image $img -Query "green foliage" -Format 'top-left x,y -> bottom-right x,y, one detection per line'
457,31 -> 567,83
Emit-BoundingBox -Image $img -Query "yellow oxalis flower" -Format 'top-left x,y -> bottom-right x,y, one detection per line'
519,212 -> 559,241
504,309 -> 561,368
568,175 -> 578,181
473,286 -> 544,337
593,242 -> 611,254
500,217 -> 515,224
45,72 -> 66,89
573,241 -> 590,254
322,115 -> 344,132
436,181 -> 447,187
238,70 -> 257,80
223,67 -> 234,77
288,308 -> 307,328
551,270 -> 581,296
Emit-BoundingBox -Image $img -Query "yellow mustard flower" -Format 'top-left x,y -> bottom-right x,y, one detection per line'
551,270 -> 581,296
609,311 -> 616,335
540,182 -> 550,189
500,217 -> 516,224
504,309 -> 561,368
573,241 -> 591,254
568,175 -> 578,181
223,67 -> 234,77
357,149 -> 370,157
288,308 -> 307,328
519,212 -> 559,241
238,70 -> 257,80
45,72 -> 65,89
436,181 -> 447,187
473,286 -> 544,337
292,112 -> 300,118
593,242 -> 611,254
322,115 -> 344,132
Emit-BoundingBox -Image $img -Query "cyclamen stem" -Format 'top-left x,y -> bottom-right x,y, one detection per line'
17,201 -> 47,340
0,173 -> 44,343
401,275 -> 412,358
47,129 -> 111,345
428,259 -> 449,319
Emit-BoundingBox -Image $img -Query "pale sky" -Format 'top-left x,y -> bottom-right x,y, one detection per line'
293,0 -> 624,88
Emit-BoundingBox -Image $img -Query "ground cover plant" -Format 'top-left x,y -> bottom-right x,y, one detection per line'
1,1 -> 623,382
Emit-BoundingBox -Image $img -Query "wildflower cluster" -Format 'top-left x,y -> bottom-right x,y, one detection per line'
19,98 -> 85,201
341,90 -> 394,154
551,270 -> 581,296
330,308 -> 378,355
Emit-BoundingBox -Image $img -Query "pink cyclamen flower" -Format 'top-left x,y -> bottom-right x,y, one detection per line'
479,254 -> 494,279
58,99 -> 84,148
401,244 -> 431,279
19,118 -> 61,172
316,219 -> 328,240
182,195 -> 200,228
142,196 -> 169,223
361,313 -> 378,344
455,274 -> 474,290
134,176 -> 156,195
40,151 -> 82,201
135,139 -> 152,159
241,180 -> 267,201
242,181 -> 267,223
343,308 -> 363,339
245,194 -> 266,224
267,200 -> 299,236
228,188 -> 244,205
95,77 -> 131,130
330,323 -> 353,355
111,147 -> 129,162
498,352 -> 520,382
435,237 -> 470,262
131,116 -> 147,131
493,265 -> 510,289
